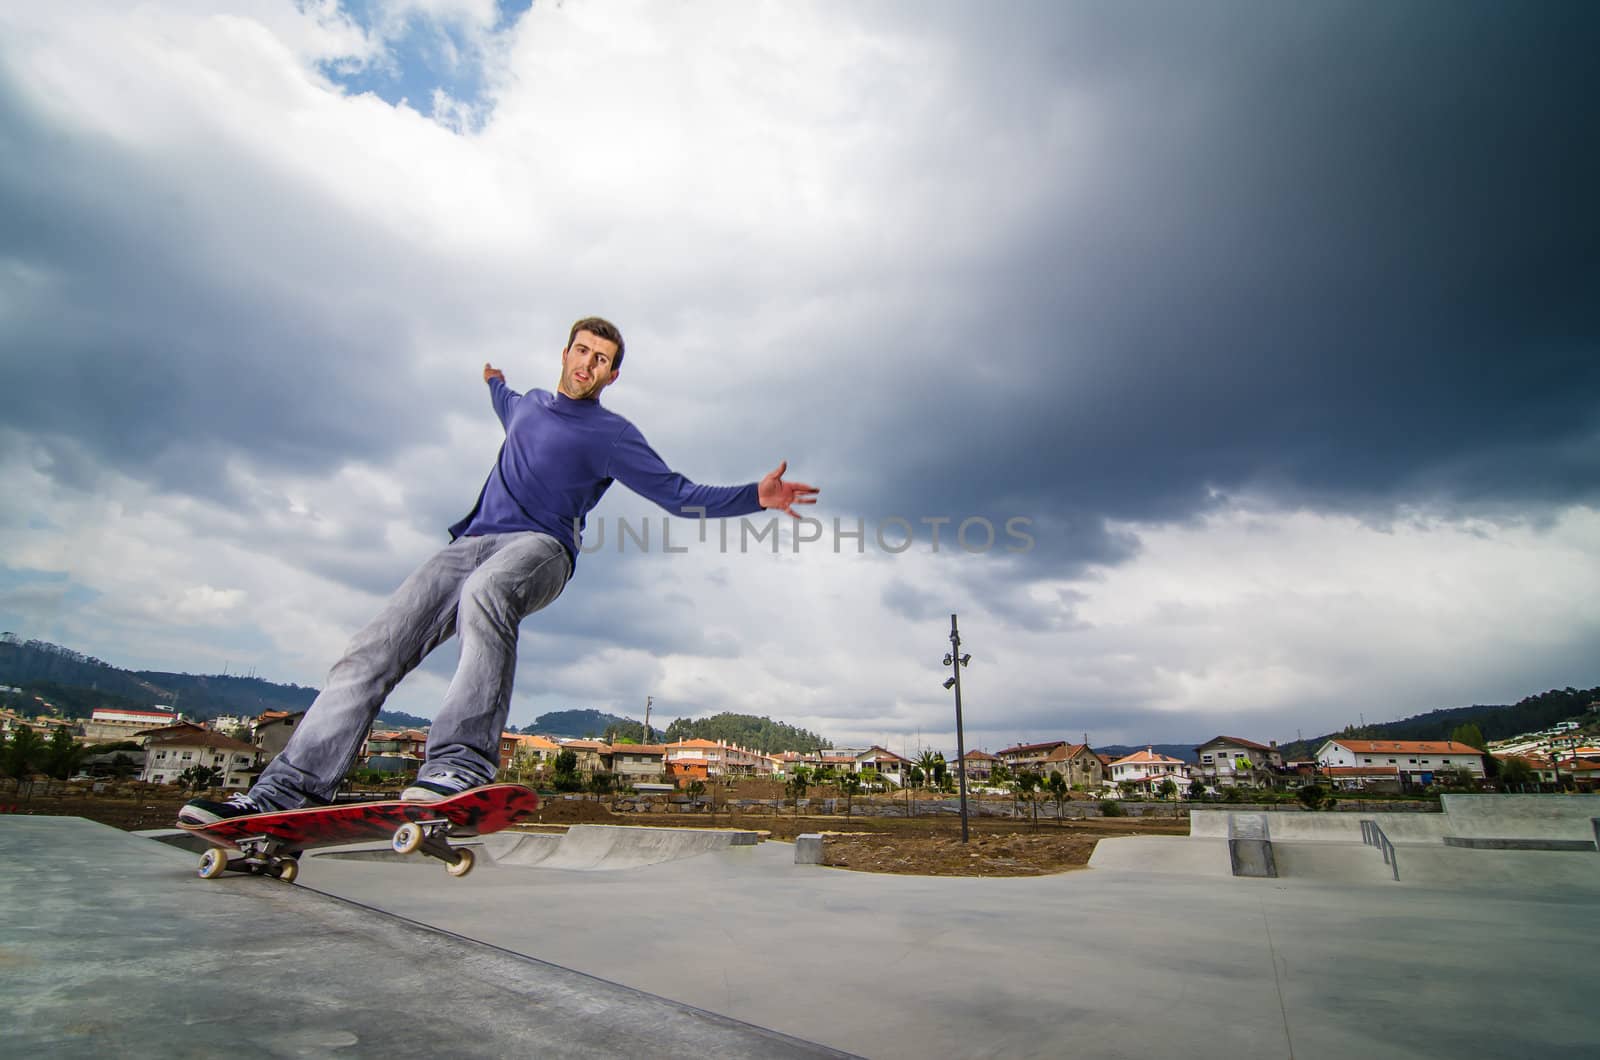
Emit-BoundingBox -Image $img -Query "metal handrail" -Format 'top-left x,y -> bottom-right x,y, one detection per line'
1360,819 -> 1400,881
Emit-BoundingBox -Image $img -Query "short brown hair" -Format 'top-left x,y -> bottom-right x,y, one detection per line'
567,316 -> 625,370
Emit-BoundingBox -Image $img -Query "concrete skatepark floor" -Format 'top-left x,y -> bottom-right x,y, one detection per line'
5,796 -> 1598,1059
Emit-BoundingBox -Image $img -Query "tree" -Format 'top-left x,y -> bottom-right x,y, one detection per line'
177,765 -> 224,792
915,749 -> 943,789
989,762 -> 1012,786
1046,771 -> 1069,818
907,766 -> 924,788
1449,723 -> 1488,752
44,726 -> 89,780
786,768 -> 810,818
586,771 -> 616,797
1496,756 -> 1534,791
859,766 -> 882,792
838,770 -> 862,818
1187,777 -> 1207,801
686,779 -> 707,805
551,748 -> 582,792
1158,777 -> 1179,801
1,726 -> 46,779
1014,772 -> 1041,827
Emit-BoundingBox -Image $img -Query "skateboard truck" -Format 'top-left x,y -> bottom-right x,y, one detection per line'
197,834 -> 301,883
392,818 -> 476,877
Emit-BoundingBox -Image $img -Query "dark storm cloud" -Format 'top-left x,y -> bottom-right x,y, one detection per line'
0,75 -> 464,509
816,1 -> 1600,575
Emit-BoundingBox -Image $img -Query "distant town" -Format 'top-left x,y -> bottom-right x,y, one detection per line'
4,696 -> 1596,802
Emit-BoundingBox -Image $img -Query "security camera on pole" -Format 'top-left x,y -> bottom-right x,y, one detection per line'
943,613 -> 973,843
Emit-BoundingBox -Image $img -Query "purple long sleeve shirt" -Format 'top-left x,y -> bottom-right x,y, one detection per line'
449,379 -> 761,574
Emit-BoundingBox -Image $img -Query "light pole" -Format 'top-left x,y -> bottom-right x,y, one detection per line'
943,613 -> 972,843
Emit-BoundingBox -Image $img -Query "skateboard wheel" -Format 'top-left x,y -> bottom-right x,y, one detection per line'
393,822 -> 425,855
446,847 -> 475,878
274,859 -> 300,884
198,848 -> 228,879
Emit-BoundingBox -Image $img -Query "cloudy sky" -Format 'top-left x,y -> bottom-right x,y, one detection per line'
2,1 -> 1596,756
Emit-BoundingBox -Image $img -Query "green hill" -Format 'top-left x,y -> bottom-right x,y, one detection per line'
661,712 -> 831,753
525,709 -> 637,740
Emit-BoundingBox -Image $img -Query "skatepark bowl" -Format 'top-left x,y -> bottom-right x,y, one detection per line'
4,794 -> 1598,1058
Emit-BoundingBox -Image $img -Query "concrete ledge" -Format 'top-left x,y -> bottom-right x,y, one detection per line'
1443,836 -> 1598,852
795,833 -> 824,864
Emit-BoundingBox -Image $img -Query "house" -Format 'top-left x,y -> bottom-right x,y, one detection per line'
994,740 -> 1069,774
561,739 -> 613,774
1194,736 -> 1285,789
855,747 -> 911,787
1040,743 -> 1104,788
1107,748 -> 1190,796
366,729 -> 428,760
254,711 -> 306,763
962,749 -> 998,782
1315,739 -> 1485,789
82,707 -> 178,742
142,731 -> 260,790
663,738 -> 775,782
612,744 -> 668,785
505,733 -> 562,774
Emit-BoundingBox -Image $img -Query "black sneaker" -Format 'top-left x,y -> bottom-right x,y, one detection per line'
178,792 -> 264,826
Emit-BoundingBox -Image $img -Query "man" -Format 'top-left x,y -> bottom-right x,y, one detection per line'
179,316 -> 816,823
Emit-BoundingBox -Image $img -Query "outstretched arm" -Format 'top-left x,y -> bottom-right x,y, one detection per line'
483,363 -> 516,428
758,460 -> 819,519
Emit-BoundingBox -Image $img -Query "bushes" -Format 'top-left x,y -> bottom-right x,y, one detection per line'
1098,799 -> 1125,817
1297,784 -> 1333,810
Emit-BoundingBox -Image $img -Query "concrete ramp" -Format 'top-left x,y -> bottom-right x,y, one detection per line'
481,830 -> 564,865
1441,793 -> 1600,843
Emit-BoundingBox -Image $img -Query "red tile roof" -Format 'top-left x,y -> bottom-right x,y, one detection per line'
149,731 -> 259,753
1329,740 -> 1483,756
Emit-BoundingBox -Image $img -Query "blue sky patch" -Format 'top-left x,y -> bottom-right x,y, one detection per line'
316,0 -> 533,126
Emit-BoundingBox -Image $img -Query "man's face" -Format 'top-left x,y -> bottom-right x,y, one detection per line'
558,330 -> 620,401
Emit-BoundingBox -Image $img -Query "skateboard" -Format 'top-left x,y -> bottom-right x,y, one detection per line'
178,783 -> 540,883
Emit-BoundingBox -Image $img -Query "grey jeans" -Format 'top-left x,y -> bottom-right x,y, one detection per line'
250,532 -> 571,809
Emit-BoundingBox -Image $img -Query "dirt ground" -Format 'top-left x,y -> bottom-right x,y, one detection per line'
1,785 -> 1188,876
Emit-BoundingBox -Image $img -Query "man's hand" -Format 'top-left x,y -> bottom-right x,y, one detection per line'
484,363 -> 505,384
758,460 -> 819,518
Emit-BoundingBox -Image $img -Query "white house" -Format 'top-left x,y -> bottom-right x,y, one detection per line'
855,747 -> 911,787
1107,748 -> 1190,796
142,731 -> 261,790
1315,739 -> 1485,789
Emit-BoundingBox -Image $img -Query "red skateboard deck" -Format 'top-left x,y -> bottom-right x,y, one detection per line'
178,783 -> 540,882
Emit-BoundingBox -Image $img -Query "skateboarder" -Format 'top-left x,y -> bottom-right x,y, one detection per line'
180,316 -> 817,825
